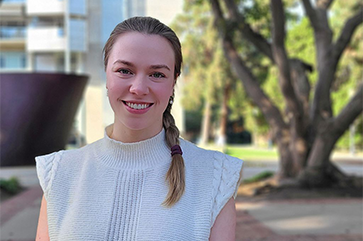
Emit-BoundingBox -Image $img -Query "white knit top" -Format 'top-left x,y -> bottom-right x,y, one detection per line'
36,126 -> 243,241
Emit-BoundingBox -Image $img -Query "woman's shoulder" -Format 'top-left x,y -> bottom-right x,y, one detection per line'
179,138 -> 244,226
179,138 -> 243,190
35,139 -> 103,195
179,138 -> 219,159
179,138 -> 243,167
35,139 -> 103,174
38,138 -> 102,159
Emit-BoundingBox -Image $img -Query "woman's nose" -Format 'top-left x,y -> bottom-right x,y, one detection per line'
129,75 -> 149,95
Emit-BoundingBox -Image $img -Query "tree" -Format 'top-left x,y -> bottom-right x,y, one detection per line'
209,0 -> 363,187
172,3 -> 216,144
172,1 -> 242,145
329,1 -> 363,152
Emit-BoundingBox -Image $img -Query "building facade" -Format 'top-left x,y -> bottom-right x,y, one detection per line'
1,0 -> 87,72
1,0 -> 27,71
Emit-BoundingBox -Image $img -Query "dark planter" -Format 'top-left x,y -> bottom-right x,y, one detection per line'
0,73 -> 88,166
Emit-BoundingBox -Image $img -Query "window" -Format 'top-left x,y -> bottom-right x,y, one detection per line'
0,56 -> 5,68
21,54 -> 26,68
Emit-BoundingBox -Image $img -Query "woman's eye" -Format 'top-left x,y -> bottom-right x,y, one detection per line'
117,69 -> 132,75
151,72 -> 165,78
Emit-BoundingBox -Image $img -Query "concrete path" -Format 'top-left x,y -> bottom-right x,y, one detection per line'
1,162 -> 362,241
235,198 -> 363,241
1,186 -> 42,241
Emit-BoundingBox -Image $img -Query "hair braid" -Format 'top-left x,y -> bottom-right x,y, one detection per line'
162,102 -> 185,207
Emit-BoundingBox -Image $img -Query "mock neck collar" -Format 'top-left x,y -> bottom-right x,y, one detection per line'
97,125 -> 171,170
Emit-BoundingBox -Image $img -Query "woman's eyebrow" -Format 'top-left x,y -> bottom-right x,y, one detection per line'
150,64 -> 171,71
113,59 -> 134,67
112,60 -> 170,71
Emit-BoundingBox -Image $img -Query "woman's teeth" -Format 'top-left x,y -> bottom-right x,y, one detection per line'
126,102 -> 150,110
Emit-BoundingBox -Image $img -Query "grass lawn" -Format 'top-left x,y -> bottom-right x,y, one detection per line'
225,145 -> 363,161
225,146 -> 279,160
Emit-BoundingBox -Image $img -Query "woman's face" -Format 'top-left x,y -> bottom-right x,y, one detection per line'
106,32 -> 175,139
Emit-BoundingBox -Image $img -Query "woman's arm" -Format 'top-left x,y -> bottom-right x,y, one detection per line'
36,195 -> 50,241
209,197 -> 236,241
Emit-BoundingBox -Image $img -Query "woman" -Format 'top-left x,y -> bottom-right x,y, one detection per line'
36,16 -> 243,241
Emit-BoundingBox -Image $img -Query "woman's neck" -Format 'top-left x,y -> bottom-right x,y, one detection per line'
110,122 -> 163,143
100,126 -> 170,170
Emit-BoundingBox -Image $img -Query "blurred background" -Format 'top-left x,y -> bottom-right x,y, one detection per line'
0,0 -> 362,240
1,0 -> 361,157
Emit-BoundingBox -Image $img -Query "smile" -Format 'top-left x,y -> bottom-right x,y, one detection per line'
123,101 -> 153,110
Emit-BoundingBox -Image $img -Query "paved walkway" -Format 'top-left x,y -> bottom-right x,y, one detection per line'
1,186 -> 42,241
235,197 -> 363,241
0,165 -> 362,241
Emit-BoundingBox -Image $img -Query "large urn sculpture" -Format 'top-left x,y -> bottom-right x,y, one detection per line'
0,73 -> 88,166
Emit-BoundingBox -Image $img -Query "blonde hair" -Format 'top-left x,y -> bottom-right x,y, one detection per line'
103,17 -> 184,207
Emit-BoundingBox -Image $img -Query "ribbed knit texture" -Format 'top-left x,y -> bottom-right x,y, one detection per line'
36,126 -> 243,241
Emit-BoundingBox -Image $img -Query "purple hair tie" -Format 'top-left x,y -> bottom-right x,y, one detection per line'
171,145 -> 183,156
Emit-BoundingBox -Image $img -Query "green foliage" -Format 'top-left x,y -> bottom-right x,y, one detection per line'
172,1 -> 217,111
243,171 -> 275,184
238,0 -> 272,39
330,1 -> 363,150
0,177 -> 22,194
228,80 -> 249,121
172,0 -> 249,138
286,17 -> 317,83
184,108 -> 203,134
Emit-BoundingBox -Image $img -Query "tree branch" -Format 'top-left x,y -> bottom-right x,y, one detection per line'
333,8 -> 363,61
316,0 -> 334,10
270,0 -> 286,46
306,2 -> 335,135
210,0 -> 287,131
332,83 -> 363,139
223,39 -> 288,131
309,8 -> 362,129
270,0 -> 303,116
222,0 -> 275,62
290,59 -> 312,131
301,0 -> 318,30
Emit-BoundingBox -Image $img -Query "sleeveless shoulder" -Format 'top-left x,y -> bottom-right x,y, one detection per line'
211,151 -> 243,226
35,151 -> 64,199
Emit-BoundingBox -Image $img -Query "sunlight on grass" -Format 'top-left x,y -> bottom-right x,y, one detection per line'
226,145 -> 279,160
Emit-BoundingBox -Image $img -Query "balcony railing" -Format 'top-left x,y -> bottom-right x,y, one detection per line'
27,0 -> 65,15
27,26 -> 66,51
0,27 -> 26,39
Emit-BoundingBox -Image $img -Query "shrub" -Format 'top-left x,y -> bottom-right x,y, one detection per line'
0,177 -> 22,194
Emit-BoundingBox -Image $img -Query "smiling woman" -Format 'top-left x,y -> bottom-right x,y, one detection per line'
35,16 -> 243,241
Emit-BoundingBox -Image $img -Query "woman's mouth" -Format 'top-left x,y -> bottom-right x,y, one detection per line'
123,101 -> 153,110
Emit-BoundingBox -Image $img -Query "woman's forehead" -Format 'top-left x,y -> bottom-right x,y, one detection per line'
109,32 -> 175,67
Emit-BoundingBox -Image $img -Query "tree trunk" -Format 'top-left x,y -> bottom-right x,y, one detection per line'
216,83 -> 230,147
299,84 -> 363,186
274,128 -> 294,178
200,98 -> 212,145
